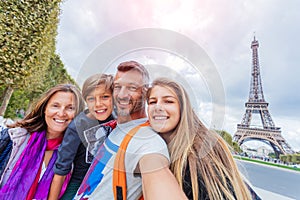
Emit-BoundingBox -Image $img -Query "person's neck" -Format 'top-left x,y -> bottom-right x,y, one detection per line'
46,131 -> 63,140
159,131 -> 174,144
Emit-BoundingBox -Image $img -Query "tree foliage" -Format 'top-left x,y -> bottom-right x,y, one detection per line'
215,130 -> 243,153
216,130 -> 233,147
232,141 -> 242,153
0,0 -> 62,88
0,0 -> 75,116
3,53 -> 77,118
25,53 -> 77,103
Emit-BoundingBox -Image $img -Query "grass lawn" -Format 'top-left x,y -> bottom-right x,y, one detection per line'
234,155 -> 300,172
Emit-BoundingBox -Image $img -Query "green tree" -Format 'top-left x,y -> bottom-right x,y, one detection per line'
291,154 -> 300,164
4,53 -> 77,118
25,53 -> 76,103
216,130 -> 233,147
232,141 -> 242,153
268,152 -> 276,159
46,53 -> 76,86
280,155 -> 287,163
5,89 -> 29,119
0,0 -> 62,115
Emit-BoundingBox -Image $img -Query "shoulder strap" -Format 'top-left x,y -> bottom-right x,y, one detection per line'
113,121 -> 149,200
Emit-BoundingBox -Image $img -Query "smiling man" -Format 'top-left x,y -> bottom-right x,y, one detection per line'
74,61 -> 186,200
113,61 -> 148,122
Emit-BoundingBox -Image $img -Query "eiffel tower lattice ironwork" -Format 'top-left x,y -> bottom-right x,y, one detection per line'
233,37 -> 294,157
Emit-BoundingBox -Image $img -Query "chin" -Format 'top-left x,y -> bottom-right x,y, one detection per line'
151,125 -> 165,133
117,110 -> 130,117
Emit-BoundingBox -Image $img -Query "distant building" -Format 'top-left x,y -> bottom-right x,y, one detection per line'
241,144 -> 273,157
241,144 -> 249,152
241,144 -> 257,156
257,146 -> 273,157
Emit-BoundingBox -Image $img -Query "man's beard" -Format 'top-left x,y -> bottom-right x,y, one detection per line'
116,98 -> 145,117
117,107 -> 130,117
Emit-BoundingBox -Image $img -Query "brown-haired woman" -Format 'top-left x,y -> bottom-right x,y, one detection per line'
0,84 -> 84,199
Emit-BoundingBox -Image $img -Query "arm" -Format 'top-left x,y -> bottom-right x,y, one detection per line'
48,123 -> 81,199
48,174 -> 66,200
139,154 -> 187,200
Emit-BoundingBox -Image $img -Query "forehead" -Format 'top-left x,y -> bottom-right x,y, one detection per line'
48,91 -> 75,103
150,85 -> 177,98
87,85 -> 111,95
114,70 -> 144,85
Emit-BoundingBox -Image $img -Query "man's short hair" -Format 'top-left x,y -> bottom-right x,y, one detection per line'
117,61 -> 150,87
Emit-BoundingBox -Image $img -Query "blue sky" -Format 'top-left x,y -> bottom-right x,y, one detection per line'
56,0 -> 300,151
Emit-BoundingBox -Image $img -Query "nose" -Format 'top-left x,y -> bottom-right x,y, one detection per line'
57,108 -> 67,116
116,86 -> 130,99
154,103 -> 163,112
95,97 -> 103,107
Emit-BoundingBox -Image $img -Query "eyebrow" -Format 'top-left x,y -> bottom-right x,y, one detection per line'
149,96 -> 177,99
114,82 -> 143,88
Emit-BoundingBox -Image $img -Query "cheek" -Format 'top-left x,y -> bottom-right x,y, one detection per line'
69,112 -> 76,119
147,105 -> 155,117
172,107 -> 181,123
147,105 -> 151,113
113,92 -> 118,99
174,114 -> 180,125
102,98 -> 113,109
107,98 -> 113,106
65,108 -> 76,119
109,101 -> 114,110
44,107 -> 54,117
106,102 -> 113,113
44,110 -> 53,126
86,102 -> 94,109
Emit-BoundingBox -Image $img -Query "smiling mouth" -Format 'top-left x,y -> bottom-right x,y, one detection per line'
153,116 -> 169,120
54,118 -> 68,123
95,109 -> 106,114
117,100 -> 131,108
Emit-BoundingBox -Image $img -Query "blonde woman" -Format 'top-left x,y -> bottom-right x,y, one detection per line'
147,77 -> 252,200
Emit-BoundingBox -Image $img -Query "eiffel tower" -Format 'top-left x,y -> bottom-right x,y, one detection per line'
233,36 -> 294,158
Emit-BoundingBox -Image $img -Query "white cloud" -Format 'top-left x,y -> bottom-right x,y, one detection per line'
57,0 -> 300,152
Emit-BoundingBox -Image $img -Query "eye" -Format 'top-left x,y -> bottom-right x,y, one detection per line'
67,105 -> 75,111
127,86 -> 138,91
165,100 -> 174,104
102,95 -> 111,100
114,85 -> 121,90
148,100 -> 157,105
51,103 -> 59,108
86,96 -> 95,102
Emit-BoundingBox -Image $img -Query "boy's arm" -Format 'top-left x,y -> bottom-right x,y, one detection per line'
139,154 -> 188,200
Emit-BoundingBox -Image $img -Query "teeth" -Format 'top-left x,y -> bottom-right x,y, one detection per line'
154,116 -> 167,120
96,109 -> 105,113
119,102 -> 129,105
55,119 -> 66,123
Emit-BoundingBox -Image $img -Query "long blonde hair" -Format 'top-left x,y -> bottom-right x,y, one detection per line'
148,78 -> 251,200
